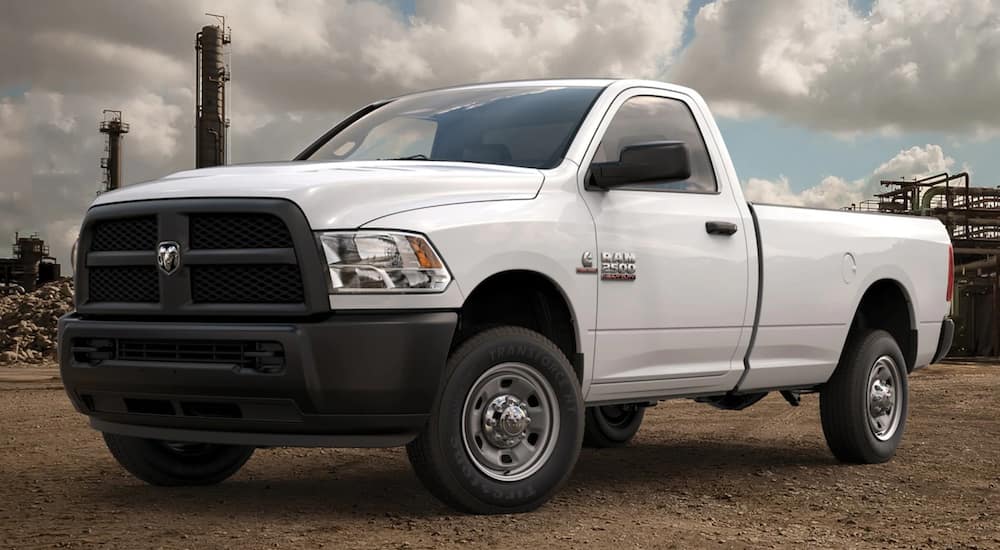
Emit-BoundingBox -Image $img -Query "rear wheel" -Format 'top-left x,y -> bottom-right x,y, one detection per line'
103,433 -> 254,486
820,329 -> 908,463
583,404 -> 645,448
406,326 -> 584,514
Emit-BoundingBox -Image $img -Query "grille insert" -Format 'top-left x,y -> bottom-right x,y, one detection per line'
191,264 -> 304,303
190,214 -> 294,249
88,266 -> 159,302
90,216 -> 157,252
78,201 -> 318,315
124,398 -> 175,416
72,338 -> 285,373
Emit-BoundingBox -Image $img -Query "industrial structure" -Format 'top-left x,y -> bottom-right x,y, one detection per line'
98,110 -> 129,193
195,15 -> 231,168
0,233 -> 61,294
846,172 -> 1000,357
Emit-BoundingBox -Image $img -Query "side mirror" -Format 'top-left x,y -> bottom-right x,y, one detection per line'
589,141 -> 691,189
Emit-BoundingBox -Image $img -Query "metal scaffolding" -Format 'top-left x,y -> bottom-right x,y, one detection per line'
846,172 -> 1000,357
0,233 -> 61,294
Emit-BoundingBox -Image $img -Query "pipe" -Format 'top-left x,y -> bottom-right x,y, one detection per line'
921,185 -> 952,210
918,172 -> 971,211
916,172 -> 951,184
954,247 -> 1000,255
958,256 -> 1000,272
195,31 -> 202,166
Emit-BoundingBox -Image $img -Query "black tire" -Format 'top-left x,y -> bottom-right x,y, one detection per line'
820,329 -> 908,464
103,433 -> 254,486
406,326 -> 584,514
583,404 -> 645,448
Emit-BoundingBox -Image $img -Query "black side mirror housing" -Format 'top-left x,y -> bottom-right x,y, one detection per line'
589,141 -> 692,189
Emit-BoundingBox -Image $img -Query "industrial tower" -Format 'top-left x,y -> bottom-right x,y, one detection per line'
195,15 -> 231,168
98,110 -> 129,193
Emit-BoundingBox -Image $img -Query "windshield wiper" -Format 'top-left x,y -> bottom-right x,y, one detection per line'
380,154 -> 430,161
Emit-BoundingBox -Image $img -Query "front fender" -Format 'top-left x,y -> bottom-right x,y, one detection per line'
361,195 -> 598,392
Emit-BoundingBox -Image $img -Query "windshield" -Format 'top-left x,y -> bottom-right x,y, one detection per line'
303,86 -> 603,169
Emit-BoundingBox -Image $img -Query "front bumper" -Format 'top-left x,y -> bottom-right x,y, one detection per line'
58,311 -> 456,447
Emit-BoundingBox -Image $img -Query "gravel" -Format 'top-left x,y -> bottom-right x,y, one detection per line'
0,279 -> 74,365
0,362 -> 997,548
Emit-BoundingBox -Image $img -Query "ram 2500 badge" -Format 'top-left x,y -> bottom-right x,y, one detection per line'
60,79 -> 954,514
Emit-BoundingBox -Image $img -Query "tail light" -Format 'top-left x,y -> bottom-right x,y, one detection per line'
946,244 -> 954,303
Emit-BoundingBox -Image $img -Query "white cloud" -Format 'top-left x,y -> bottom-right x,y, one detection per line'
0,99 -> 29,161
0,0 -> 690,267
673,0 -> 1000,134
743,144 -> 956,209
871,144 -> 955,180
744,175 -> 868,209
118,92 -> 187,161
744,176 -> 805,206
0,0 -> 993,266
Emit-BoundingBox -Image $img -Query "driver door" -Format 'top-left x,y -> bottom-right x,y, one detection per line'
581,89 -> 752,401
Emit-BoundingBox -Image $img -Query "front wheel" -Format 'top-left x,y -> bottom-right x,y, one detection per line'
820,329 -> 908,463
406,326 -> 584,514
103,433 -> 254,486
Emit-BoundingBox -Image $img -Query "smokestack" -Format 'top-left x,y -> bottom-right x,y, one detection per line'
195,16 -> 231,168
98,109 -> 129,193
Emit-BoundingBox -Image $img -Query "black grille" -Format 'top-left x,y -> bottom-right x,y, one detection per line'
190,214 -> 293,249
191,264 -> 304,303
90,216 -> 158,251
118,339 -> 283,371
72,338 -> 285,373
78,200 -> 325,316
88,266 -> 159,302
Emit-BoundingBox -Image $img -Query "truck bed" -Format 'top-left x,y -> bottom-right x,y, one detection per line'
739,203 -> 952,391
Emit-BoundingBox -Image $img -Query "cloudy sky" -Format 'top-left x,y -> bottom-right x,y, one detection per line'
3,0 -> 1000,265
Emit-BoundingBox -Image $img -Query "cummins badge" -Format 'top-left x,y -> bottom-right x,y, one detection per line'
577,251 -> 598,274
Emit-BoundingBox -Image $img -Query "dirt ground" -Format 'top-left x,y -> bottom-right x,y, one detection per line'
0,363 -> 997,549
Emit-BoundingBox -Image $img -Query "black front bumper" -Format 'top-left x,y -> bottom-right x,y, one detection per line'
58,311 -> 456,447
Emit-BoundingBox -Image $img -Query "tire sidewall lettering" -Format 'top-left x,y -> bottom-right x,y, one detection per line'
440,333 -> 580,506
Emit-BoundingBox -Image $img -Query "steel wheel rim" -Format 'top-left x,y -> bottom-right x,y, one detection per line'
461,362 -> 560,482
866,355 -> 902,441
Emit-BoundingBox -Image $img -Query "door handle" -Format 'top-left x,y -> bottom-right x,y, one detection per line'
705,221 -> 738,236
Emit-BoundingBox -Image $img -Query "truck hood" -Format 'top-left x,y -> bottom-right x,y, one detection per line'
91,160 -> 544,228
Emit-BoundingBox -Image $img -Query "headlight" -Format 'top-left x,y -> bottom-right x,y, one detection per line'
317,231 -> 451,293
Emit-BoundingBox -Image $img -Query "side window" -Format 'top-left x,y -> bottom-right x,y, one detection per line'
593,96 -> 717,193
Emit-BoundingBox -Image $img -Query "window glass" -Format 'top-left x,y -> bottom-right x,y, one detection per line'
593,96 -> 717,192
306,86 -> 602,169
348,117 -> 436,160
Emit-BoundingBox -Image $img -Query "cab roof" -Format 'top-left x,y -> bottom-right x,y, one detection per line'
382,78 -> 694,102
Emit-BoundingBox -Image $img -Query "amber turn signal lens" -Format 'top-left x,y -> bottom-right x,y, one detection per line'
407,235 -> 443,269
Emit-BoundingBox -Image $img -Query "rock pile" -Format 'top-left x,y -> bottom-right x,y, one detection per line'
0,279 -> 74,365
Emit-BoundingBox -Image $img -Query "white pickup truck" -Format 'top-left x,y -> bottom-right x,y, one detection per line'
60,79 -> 954,514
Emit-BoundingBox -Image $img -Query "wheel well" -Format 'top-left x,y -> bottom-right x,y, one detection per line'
457,271 -> 581,381
850,279 -> 916,371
